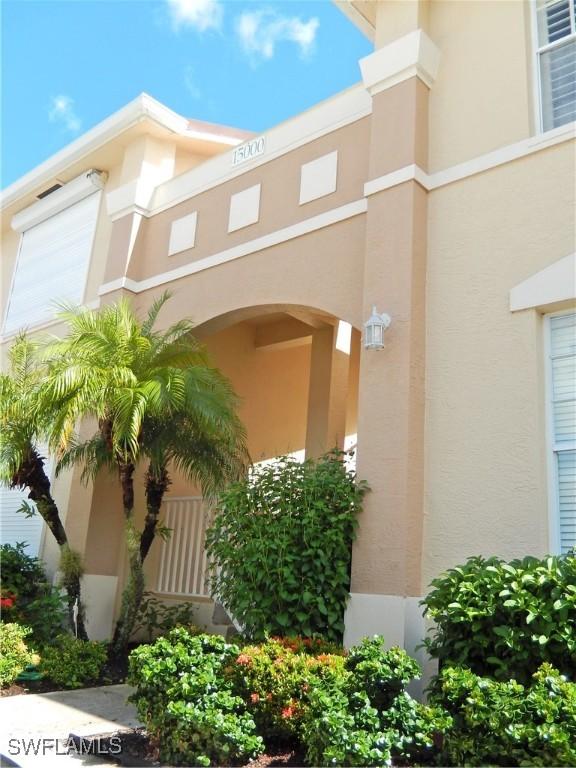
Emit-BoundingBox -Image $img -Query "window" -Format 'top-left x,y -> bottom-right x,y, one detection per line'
535,0 -> 576,131
548,312 -> 576,553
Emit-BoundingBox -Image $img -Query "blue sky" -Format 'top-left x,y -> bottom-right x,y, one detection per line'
1,0 -> 372,188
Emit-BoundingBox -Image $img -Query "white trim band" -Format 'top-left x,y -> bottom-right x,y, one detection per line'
99,198 -> 367,296
364,121 -> 575,197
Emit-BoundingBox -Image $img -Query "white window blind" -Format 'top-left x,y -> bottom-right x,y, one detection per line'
3,192 -> 101,335
535,0 -> 576,131
0,446 -> 52,557
549,313 -> 576,554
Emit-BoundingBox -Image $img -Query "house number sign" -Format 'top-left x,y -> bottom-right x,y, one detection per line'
232,137 -> 265,166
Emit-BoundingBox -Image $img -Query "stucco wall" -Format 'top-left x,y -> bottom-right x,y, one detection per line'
423,140 -> 575,587
428,0 -> 533,171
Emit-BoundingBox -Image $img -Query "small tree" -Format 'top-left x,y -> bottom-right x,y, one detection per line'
0,336 -> 87,639
45,294 -> 247,657
206,452 -> 368,642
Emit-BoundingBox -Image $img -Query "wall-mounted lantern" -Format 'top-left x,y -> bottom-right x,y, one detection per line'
364,306 -> 391,350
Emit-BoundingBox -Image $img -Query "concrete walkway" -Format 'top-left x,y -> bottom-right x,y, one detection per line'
0,685 -> 141,767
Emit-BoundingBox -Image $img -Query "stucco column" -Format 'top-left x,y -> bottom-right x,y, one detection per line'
344,29 -> 440,669
305,325 -> 350,459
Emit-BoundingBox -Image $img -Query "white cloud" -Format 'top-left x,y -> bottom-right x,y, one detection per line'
48,95 -> 81,133
184,66 -> 202,99
166,0 -> 223,32
235,9 -> 319,61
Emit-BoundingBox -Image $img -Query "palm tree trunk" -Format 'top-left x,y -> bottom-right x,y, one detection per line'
140,465 -> 170,562
110,461 -> 145,659
14,448 -> 88,640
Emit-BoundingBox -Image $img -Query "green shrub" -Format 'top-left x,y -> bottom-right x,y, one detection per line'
301,637 -> 450,767
40,635 -> 107,688
133,592 -> 200,643
0,623 -> 35,687
206,452 -> 367,642
0,542 -> 66,646
433,663 -> 576,766
224,636 -> 347,743
422,554 -> 576,683
128,629 -> 264,766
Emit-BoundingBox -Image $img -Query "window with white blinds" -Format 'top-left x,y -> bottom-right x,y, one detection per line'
549,312 -> 576,554
535,0 -> 576,131
3,192 -> 101,336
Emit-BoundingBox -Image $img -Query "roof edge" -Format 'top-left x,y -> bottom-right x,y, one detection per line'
1,93 -> 246,211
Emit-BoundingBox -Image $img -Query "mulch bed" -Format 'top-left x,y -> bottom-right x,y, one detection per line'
88,728 -> 306,767
0,683 -> 27,698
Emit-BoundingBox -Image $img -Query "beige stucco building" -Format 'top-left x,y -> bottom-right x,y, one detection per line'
1,0 -> 575,657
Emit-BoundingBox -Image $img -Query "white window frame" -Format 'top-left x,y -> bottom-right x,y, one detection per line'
531,0 -> 576,133
544,310 -> 576,554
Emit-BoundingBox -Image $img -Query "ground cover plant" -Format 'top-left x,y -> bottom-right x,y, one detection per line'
422,553 -> 576,683
39,634 -> 108,689
206,451 -> 367,642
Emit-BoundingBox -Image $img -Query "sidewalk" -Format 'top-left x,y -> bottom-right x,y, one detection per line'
0,685 -> 141,766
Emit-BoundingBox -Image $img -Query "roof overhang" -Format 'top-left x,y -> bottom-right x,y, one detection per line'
333,0 -> 376,41
1,93 -> 252,219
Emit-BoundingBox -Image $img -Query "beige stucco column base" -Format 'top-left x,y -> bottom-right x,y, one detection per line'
344,592 -> 436,698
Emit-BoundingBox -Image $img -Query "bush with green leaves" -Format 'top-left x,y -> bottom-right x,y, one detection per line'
433,663 -> 576,766
0,623 -> 35,687
128,629 -> 264,766
40,634 -> 107,688
133,592 -> 200,643
302,636 -> 450,767
206,452 -> 367,642
0,542 -> 66,647
422,553 -> 576,683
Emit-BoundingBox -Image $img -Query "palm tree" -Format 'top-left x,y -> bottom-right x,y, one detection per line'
0,335 -> 88,639
44,294 -> 247,656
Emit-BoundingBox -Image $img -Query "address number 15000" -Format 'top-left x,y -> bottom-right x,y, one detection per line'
232,137 -> 265,166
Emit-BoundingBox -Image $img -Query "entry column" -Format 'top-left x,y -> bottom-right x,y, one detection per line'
344,25 -> 440,667
305,325 -> 350,460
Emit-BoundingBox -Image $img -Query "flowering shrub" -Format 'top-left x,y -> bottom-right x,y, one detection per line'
0,543 -> 66,646
40,634 -> 107,688
422,553 -> 576,683
0,592 -> 16,610
206,452 -> 367,642
433,663 -> 576,766
0,623 -> 34,687
224,637 -> 347,742
128,629 -> 263,766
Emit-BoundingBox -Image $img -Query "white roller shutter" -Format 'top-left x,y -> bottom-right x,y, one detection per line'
549,313 -> 576,554
3,192 -> 101,335
0,447 -> 53,557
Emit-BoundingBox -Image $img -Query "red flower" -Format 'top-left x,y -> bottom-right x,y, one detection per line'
236,654 -> 252,666
281,706 -> 294,719
0,597 -> 14,609
250,692 -> 260,703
